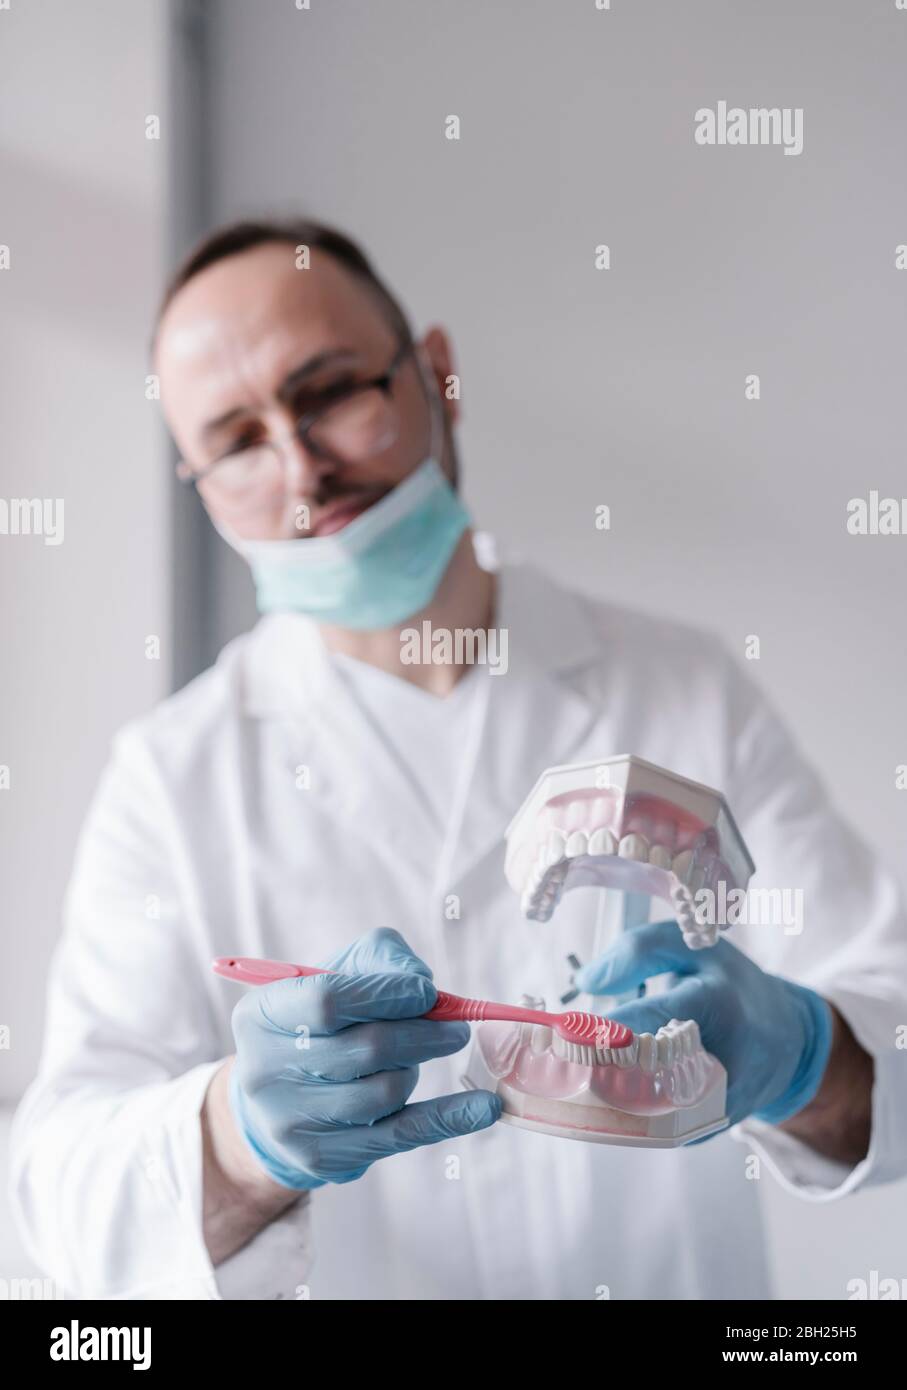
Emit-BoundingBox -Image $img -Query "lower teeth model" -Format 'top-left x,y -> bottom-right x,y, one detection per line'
462,998 -> 728,1146
504,754 -> 755,949
462,756 -> 755,1146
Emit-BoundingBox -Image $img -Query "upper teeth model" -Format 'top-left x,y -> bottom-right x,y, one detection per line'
505,755 -> 755,948
462,998 -> 728,1146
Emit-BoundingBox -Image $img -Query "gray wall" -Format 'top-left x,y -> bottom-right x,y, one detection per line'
0,0 -> 169,1280
201,0 -> 907,1297
0,0 -> 169,1098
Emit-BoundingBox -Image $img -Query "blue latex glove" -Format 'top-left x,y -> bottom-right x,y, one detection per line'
230,927 -> 501,1189
575,919 -> 834,1129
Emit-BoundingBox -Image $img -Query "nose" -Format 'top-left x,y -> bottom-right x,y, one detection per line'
278,427 -> 333,498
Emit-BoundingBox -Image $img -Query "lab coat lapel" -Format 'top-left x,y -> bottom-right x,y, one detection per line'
239,566 -> 607,883
444,565 -> 604,891
240,614 -> 441,868
445,669 -> 599,891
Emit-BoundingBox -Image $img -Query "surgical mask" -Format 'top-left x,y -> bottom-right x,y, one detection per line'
214,356 -> 470,629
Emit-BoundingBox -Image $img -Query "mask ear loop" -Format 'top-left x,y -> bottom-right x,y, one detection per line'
414,344 -> 446,470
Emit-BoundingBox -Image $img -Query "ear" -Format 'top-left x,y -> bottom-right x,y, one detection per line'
420,326 -> 461,426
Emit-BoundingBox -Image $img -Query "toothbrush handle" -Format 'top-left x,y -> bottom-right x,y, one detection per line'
424,991 -> 548,1026
212,957 -> 331,986
212,960 -> 547,1028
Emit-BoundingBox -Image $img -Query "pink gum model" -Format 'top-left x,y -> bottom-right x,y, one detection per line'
463,1007 -> 728,1147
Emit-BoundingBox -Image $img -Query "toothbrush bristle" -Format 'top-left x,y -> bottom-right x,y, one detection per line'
558,1012 -> 633,1049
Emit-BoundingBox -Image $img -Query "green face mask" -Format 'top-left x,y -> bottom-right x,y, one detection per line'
213,347 -> 471,629
223,455 -> 470,628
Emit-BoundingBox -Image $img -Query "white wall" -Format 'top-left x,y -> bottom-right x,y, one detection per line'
202,0 -> 907,1297
0,0 -> 169,1101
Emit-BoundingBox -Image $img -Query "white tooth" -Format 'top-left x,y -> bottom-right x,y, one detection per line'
672,849 -> 694,880
618,833 -> 649,862
649,843 -> 672,870
545,829 -> 567,866
565,829 -> 588,858
681,1022 -> 696,1056
614,1038 -> 638,1067
656,1030 -> 675,1066
686,1020 -> 701,1052
530,1024 -> 553,1054
637,1033 -> 658,1073
588,826 -> 617,856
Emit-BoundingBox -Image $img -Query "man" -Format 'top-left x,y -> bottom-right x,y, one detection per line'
11,219 -> 907,1300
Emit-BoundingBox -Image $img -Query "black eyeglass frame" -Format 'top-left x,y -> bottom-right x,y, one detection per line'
175,336 -> 417,486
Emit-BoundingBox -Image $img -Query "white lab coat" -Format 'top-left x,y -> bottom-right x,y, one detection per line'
10,562 -> 907,1299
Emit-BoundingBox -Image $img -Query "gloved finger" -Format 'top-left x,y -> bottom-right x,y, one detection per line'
575,919 -> 710,996
298,1017 -> 472,1082
235,966 -> 438,1042
606,976 -> 716,1039
279,1066 -> 422,1131
318,926 -> 434,981
328,1090 -> 502,1168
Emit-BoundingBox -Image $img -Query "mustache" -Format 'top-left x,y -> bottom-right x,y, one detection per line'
309,479 -> 388,508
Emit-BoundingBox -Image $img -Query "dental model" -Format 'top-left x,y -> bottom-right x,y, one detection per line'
471,756 -> 753,1145
505,755 -> 755,948
462,996 -> 728,1146
213,957 -> 726,1147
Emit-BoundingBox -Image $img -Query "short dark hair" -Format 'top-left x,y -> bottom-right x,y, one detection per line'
153,216 -> 413,350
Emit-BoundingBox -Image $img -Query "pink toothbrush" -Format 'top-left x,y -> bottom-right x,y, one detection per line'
211,955 -> 633,1052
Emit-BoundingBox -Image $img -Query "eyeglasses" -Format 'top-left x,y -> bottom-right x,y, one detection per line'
176,338 -> 416,507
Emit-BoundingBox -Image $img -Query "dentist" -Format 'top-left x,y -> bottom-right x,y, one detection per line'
11,219 -> 907,1300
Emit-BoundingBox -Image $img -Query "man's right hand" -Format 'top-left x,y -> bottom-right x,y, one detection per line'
227,926 -> 500,1190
